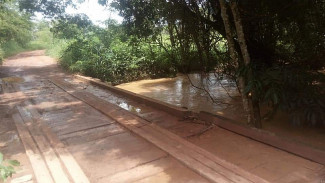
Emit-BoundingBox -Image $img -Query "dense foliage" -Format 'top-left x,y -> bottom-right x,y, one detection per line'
0,1 -> 33,61
108,0 -> 325,126
18,0 -> 72,17
0,1 -> 51,62
51,18 -> 176,85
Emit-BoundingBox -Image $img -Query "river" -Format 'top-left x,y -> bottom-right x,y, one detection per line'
116,73 -> 325,150
117,73 -> 246,122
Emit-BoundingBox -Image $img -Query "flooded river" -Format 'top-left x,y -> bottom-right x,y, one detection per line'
117,73 -> 246,121
116,74 -> 325,150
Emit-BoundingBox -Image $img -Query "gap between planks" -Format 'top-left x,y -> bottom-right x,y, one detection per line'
23,100 -> 90,183
50,77 -> 269,183
9,82 -> 90,183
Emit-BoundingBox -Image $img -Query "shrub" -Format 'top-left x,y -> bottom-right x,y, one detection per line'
0,152 -> 20,181
1,41 -> 25,58
59,34 -> 176,85
0,48 -> 3,64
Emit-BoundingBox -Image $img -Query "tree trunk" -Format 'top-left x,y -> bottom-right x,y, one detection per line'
229,0 -> 262,128
219,0 -> 237,65
219,0 -> 261,128
167,19 -> 177,67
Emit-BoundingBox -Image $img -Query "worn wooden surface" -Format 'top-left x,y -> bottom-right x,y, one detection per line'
51,77 -> 266,183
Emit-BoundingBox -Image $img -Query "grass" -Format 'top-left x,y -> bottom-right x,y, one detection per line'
0,39 -> 56,64
0,28 -> 58,64
0,40 -> 48,59
1,41 -> 27,58
45,39 -> 69,59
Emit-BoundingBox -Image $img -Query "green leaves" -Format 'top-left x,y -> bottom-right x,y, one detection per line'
18,0 -> 72,17
0,4 -> 32,46
7,160 -> 20,167
0,48 -> 3,63
0,0 -> 34,58
0,153 -> 3,164
0,152 -> 20,181
246,63 -> 325,126
51,14 -> 93,39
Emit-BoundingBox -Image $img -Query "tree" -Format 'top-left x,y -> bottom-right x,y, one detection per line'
51,14 -> 93,39
219,0 -> 257,127
18,0 -> 72,17
109,0 -> 324,127
230,0 -> 262,128
0,1 -> 33,45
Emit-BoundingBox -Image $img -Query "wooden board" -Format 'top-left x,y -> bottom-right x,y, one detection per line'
50,78 -> 267,183
23,100 -> 90,183
17,106 -> 70,183
12,113 -> 54,183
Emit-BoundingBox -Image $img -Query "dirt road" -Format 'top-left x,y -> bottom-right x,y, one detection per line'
0,50 -> 324,182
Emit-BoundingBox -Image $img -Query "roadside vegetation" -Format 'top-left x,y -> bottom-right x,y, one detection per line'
0,152 -> 20,181
106,0 -> 325,128
50,17 -> 177,85
0,1 -> 30,62
0,1 -> 52,63
1,0 -> 324,128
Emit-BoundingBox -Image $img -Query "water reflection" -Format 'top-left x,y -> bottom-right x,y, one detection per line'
117,73 -> 245,120
65,78 -> 144,116
118,101 -> 142,114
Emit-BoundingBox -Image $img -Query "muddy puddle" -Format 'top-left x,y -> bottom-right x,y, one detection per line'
1,76 -> 24,83
65,78 -> 145,116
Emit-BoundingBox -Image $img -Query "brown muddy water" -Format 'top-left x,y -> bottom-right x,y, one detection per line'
117,73 -> 246,121
1,76 -> 24,83
116,74 -> 325,150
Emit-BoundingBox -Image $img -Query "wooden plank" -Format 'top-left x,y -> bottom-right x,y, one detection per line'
12,113 -> 54,183
50,78 -> 232,182
133,163 -> 211,183
54,147 -> 90,183
67,132 -> 152,156
132,127 -> 233,183
138,125 -> 252,183
50,78 -> 258,183
56,85 -> 147,130
80,147 -> 167,179
53,121 -> 114,136
17,106 -> 70,183
67,132 -> 168,179
23,100 -> 90,183
60,123 -> 126,145
148,123 -> 268,183
97,157 -> 178,183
